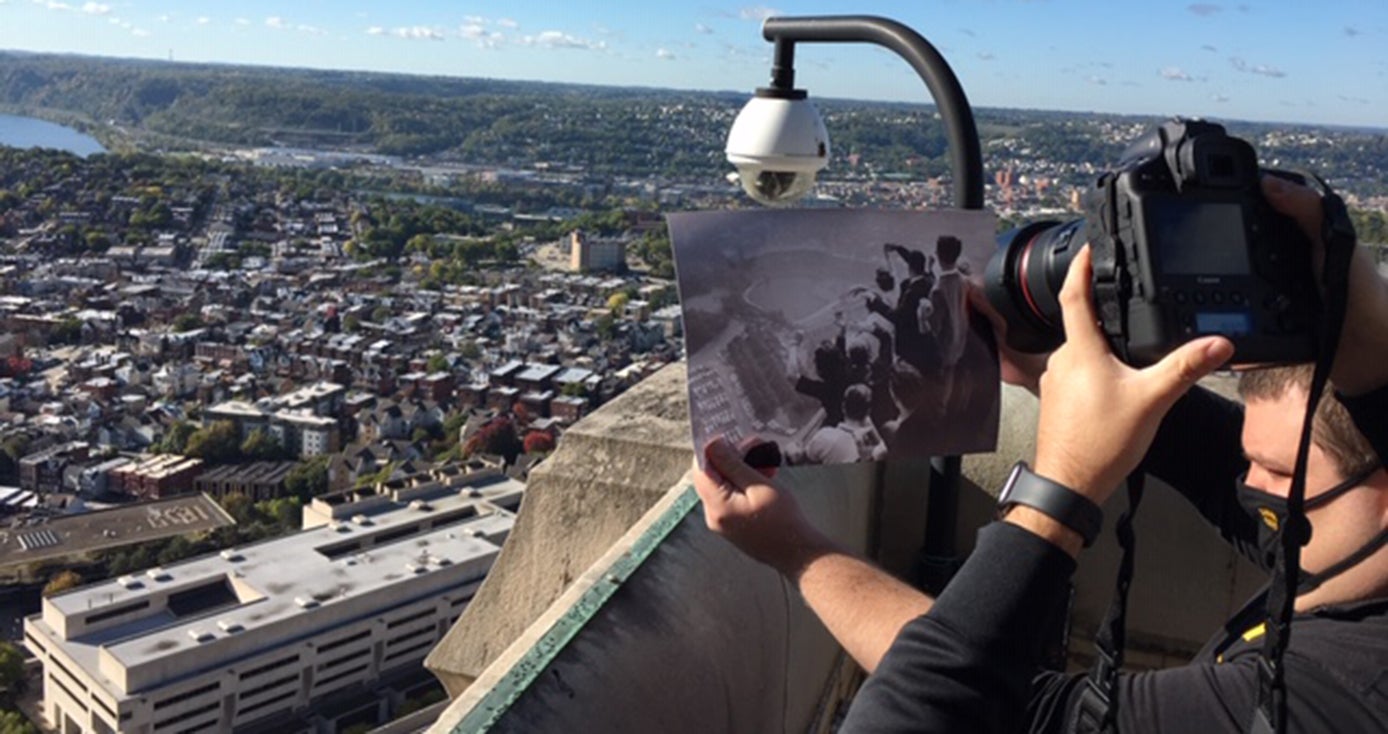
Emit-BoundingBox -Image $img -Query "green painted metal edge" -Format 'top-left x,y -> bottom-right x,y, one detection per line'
448,484 -> 699,733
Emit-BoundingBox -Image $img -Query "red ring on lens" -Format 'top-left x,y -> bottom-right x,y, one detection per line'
1017,233 -> 1054,327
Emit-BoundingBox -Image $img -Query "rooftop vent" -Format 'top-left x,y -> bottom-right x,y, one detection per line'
219,549 -> 243,562
187,629 -> 214,643
405,562 -> 427,575
470,528 -> 488,539
467,488 -> 483,498
409,500 -> 432,512
217,620 -> 243,633
294,597 -> 320,609
329,521 -> 351,533
351,514 -> 372,526
146,568 -> 171,582
117,575 -> 142,590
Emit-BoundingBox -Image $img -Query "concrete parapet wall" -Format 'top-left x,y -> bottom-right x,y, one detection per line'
427,369 -> 1264,732
425,363 -> 699,697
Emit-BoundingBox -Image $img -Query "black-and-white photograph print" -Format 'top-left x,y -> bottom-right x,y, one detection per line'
669,207 -> 1000,467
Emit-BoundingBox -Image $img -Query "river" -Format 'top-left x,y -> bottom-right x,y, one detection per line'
0,113 -> 106,157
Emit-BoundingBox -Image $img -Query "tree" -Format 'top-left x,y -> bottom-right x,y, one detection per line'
157,421 -> 196,455
606,291 -> 630,314
463,417 -> 522,464
173,313 -> 204,333
185,421 -> 242,465
258,497 -> 302,530
240,429 -> 288,462
426,354 -> 450,373
284,456 -> 330,501
219,493 -> 255,524
523,431 -> 555,455
42,570 -> 83,597
0,710 -> 38,734
0,641 -> 26,697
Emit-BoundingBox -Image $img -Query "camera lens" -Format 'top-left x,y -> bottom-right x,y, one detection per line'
983,219 -> 1086,353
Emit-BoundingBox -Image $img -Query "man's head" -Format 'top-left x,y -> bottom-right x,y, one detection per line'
843,383 -> 872,423
903,249 -> 927,276
1237,365 -> 1386,605
1237,366 -> 1378,480
936,235 -> 962,269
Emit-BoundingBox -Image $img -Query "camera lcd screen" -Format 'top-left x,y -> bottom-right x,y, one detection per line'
1195,311 -> 1251,336
1146,199 -> 1251,275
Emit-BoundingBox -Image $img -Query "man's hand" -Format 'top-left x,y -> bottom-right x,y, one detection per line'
1261,175 -> 1388,396
692,436 -> 832,578
1033,247 -> 1235,506
967,282 -> 1048,395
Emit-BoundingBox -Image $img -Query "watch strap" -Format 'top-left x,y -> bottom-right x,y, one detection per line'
999,462 -> 1103,547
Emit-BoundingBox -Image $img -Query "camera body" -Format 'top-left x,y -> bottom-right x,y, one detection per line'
985,118 -> 1319,366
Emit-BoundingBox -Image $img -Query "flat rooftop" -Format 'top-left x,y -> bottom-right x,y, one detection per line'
30,473 -> 524,695
0,494 -> 234,570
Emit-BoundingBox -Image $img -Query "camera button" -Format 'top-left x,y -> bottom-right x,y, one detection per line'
1193,292 -> 1206,305
1172,290 -> 1188,304
1231,292 -> 1246,305
1211,292 -> 1224,305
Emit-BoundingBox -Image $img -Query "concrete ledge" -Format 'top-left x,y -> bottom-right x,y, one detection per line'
425,363 -> 697,697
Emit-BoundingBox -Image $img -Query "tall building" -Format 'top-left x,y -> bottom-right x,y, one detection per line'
25,467 -> 524,734
567,230 -> 626,273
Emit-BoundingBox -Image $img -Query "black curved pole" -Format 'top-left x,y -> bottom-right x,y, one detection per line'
761,15 -> 981,592
762,15 -> 985,210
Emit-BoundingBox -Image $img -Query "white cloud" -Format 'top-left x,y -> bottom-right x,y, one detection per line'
523,30 -> 605,50
366,26 -> 386,36
1211,93 -> 1230,102
389,26 -> 445,41
196,17 -> 210,25
1229,57 -> 1286,77
464,15 -> 486,25
1187,3 -> 1221,16
265,16 -> 286,29
234,18 -> 250,26
80,2 -> 110,15
155,13 -> 171,22
738,6 -> 780,21
497,17 -> 519,29
131,28 -> 149,37
33,0 -> 72,11
656,47 -> 675,60
1087,76 -> 1107,86
460,23 -> 486,39
297,24 -> 326,35
1160,66 -> 1194,81
694,23 -> 713,34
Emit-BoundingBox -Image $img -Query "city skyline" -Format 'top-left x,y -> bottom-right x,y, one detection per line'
0,1 -> 1384,130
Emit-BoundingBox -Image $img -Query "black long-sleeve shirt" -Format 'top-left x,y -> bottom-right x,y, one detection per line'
841,384 -> 1388,733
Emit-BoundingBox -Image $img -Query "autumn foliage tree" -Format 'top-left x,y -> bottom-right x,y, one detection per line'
522,431 -> 555,455
463,417 -> 522,464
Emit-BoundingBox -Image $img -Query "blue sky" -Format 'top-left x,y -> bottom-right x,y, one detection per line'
0,1 -> 1384,128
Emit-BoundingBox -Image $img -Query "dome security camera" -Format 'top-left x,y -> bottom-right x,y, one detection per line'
725,93 -> 830,206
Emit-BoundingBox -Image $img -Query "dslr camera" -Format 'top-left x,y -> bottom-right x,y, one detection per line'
984,118 -> 1319,366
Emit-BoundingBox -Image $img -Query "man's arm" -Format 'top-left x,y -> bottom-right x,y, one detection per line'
693,438 -> 931,674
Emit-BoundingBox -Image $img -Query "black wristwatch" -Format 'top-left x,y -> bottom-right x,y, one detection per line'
997,461 -> 1103,547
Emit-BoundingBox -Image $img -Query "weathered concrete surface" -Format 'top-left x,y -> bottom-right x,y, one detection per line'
431,461 -> 878,734
425,364 -> 698,697
427,368 -> 1265,733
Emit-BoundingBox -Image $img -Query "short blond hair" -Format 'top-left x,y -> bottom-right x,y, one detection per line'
1237,365 -> 1378,478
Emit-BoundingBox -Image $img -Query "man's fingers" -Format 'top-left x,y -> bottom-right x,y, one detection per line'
1147,336 -> 1235,403
1057,246 -> 1107,354
705,436 -> 772,489
1262,175 -> 1324,247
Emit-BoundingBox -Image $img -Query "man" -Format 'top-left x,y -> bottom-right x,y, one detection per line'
693,177 -> 1388,732
868,243 -> 936,373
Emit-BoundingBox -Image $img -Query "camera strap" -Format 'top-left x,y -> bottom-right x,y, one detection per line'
1067,470 -> 1145,734
1250,178 -> 1356,734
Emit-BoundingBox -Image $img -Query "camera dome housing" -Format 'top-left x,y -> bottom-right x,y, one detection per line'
725,93 -> 830,206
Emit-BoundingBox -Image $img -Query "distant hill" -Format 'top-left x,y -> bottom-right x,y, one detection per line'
1,51 -> 1384,193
